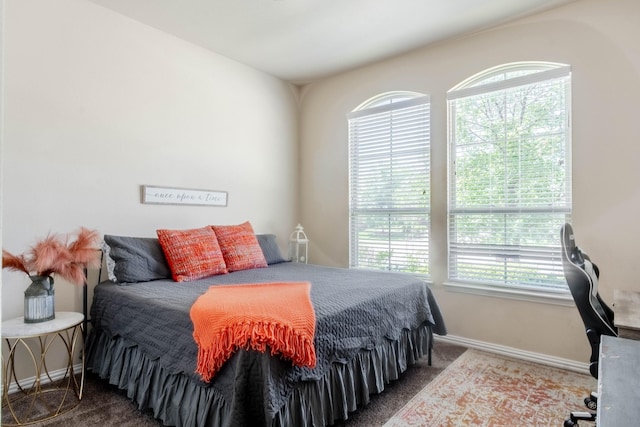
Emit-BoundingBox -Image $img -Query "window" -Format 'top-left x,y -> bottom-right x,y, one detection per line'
348,92 -> 430,275
447,62 -> 571,296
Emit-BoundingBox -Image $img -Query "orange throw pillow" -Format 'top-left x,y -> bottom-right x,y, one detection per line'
211,221 -> 268,272
157,227 -> 228,282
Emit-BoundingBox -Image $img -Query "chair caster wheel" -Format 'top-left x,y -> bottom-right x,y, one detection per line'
584,397 -> 597,411
564,419 -> 578,427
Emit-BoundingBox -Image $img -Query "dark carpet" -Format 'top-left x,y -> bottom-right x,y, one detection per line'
11,341 -> 466,427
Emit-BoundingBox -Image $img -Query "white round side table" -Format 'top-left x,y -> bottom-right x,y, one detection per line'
1,311 -> 85,426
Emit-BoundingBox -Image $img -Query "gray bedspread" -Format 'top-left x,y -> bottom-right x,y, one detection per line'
89,262 -> 445,424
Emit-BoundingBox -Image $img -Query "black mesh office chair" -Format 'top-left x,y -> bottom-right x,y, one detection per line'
560,223 -> 617,427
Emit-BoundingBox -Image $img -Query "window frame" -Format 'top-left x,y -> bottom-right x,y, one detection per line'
445,62 -> 573,305
348,91 -> 431,277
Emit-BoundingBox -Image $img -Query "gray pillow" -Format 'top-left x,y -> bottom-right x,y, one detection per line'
103,235 -> 171,283
256,234 -> 288,265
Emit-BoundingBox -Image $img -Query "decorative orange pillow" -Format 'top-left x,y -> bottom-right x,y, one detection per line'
156,227 -> 228,282
211,221 -> 268,272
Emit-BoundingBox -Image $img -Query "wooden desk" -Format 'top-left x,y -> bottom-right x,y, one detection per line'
597,335 -> 640,426
613,289 -> 640,339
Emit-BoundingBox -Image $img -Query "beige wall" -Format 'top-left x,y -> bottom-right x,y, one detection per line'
1,0 -> 5,325
299,0 -> 640,363
1,0 -> 299,323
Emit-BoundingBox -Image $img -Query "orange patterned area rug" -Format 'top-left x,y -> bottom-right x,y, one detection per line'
383,349 -> 594,427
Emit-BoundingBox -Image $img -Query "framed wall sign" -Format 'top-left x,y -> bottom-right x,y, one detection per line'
141,185 -> 228,207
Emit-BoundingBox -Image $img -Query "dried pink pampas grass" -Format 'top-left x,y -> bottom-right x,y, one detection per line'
2,227 -> 100,286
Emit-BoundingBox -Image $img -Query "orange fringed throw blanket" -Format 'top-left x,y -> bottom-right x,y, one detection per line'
190,281 -> 317,382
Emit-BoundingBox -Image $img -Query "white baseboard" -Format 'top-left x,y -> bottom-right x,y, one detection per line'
3,363 -> 84,397
436,334 -> 591,375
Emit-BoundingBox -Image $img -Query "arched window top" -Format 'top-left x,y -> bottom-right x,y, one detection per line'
448,61 -> 570,98
352,91 -> 426,112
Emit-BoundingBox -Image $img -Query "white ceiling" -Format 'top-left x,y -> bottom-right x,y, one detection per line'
87,0 -> 577,84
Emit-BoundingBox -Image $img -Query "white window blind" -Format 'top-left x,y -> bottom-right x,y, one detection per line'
348,94 -> 430,275
448,64 -> 571,292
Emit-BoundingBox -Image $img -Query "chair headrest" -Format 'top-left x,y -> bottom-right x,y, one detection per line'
561,223 -> 589,268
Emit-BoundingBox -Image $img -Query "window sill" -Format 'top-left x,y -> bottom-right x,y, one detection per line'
442,281 -> 574,306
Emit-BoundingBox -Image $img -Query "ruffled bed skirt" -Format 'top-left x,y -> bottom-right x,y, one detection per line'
86,324 -> 433,427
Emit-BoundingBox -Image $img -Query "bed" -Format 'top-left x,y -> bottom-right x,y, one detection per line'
86,230 -> 446,427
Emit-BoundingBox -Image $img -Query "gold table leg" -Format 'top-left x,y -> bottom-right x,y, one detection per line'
2,323 -> 84,426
